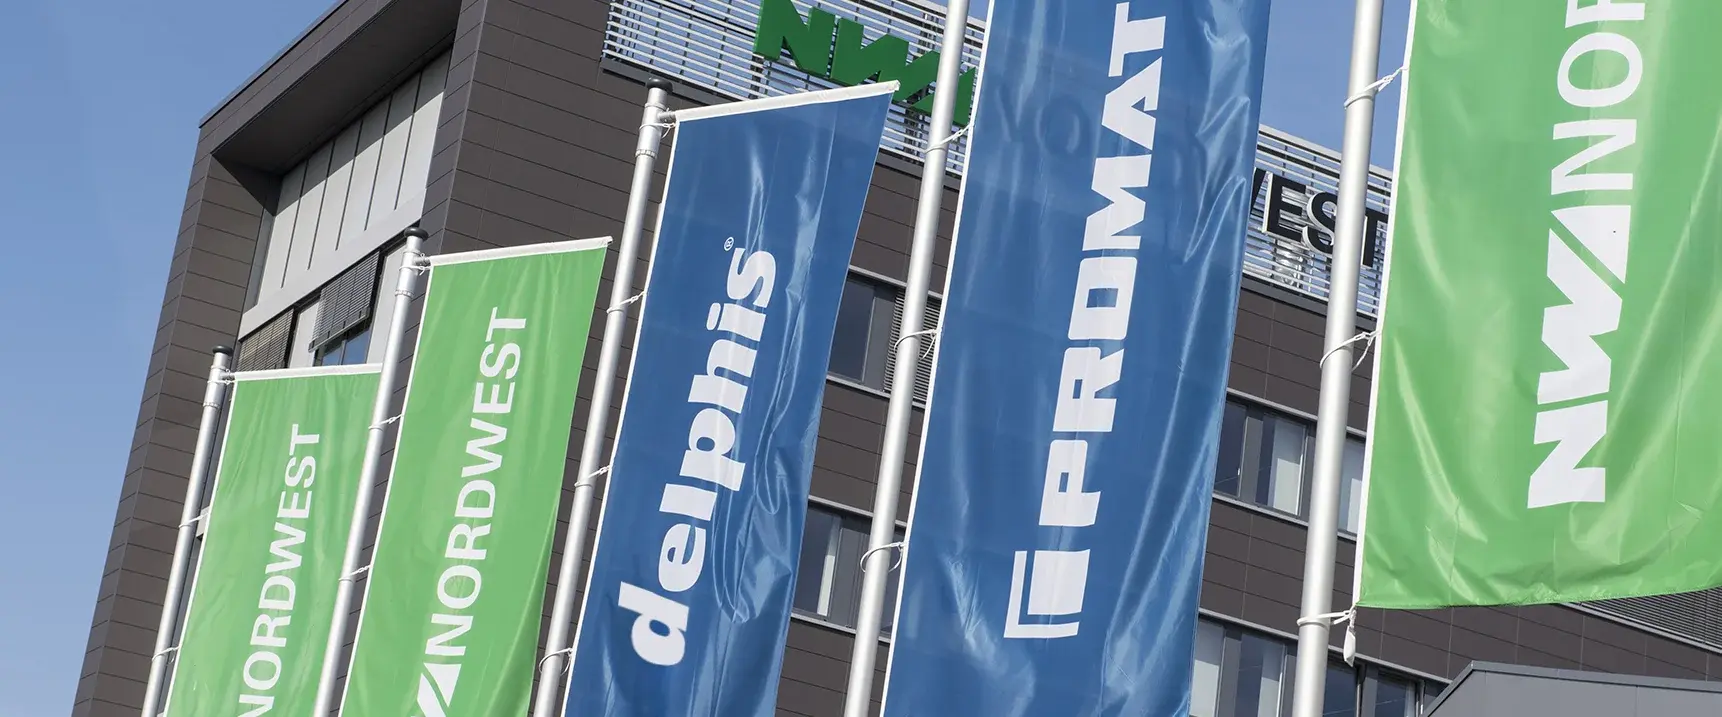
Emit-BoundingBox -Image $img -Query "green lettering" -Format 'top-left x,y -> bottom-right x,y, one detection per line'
912,67 -> 977,127
830,18 -> 910,86
885,49 -> 940,106
752,0 -> 836,77
752,9 -> 977,126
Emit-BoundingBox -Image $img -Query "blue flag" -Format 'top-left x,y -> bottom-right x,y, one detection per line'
881,1 -> 1270,715
564,84 -> 894,717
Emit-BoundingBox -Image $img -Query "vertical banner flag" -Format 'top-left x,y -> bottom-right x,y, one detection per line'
881,0 -> 1270,714
163,365 -> 379,716
563,84 -> 894,717
340,239 -> 607,715
1359,1 -> 1722,608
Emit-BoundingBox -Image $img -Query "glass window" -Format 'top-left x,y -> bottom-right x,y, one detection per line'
829,276 -> 897,389
1323,663 -> 1358,717
367,242 -> 408,363
791,504 -> 905,634
1339,439 -> 1366,534
1421,679 -> 1447,713
793,509 -> 841,618
831,278 -> 877,381
316,325 -> 373,366
1235,633 -> 1289,717
288,300 -> 323,368
1211,398 -> 1370,535
1192,621 -> 1225,717
1368,674 -> 1415,717
1214,402 -> 1246,499
1263,416 -> 1308,514
1194,619 -> 1444,717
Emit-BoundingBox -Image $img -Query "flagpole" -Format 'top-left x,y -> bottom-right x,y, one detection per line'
529,77 -> 673,717
1289,0 -> 1385,715
139,346 -> 233,717
310,226 -> 427,716
840,2 -> 968,714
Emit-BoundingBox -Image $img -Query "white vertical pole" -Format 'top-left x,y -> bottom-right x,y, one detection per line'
529,77 -> 673,717
310,226 -> 427,716
139,345 -> 232,717
840,2 -> 969,715
1288,0 -> 1385,715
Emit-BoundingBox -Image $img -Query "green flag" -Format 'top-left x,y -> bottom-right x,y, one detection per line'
340,239 -> 607,716
1359,0 -> 1722,608
164,365 -> 378,715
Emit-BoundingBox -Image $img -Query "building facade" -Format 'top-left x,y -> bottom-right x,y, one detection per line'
78,0 -> 1722,715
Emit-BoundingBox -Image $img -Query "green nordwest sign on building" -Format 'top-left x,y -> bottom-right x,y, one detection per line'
341,239 -> 606,716
752,0 -> 976,126
164,365 -> 379,716
1359,0 -> 1722,608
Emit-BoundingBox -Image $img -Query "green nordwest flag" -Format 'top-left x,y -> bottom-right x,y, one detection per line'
341,238 -> 607,716
163,365 -> 379,716
1359,0 -> 1722,609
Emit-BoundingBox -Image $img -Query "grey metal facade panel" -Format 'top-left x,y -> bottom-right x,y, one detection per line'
1429,664 -> 1722,717
209,0 -> 462,173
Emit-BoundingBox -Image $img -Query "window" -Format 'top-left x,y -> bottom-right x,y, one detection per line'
826,272 -> 940,403
1192,618 -> 1444,717
792,503 -> 904,634
1192,621 -> 1224,717
1236,631 -> 1292,717
1195,620 -> 1291,717
830,276 -> 896,388
1323,663 -> 1358,717
235,309 -> 293,372
1365,672 -> 1417,717
1213,399 -> 1367,534
288,300 -> 323,368
1339,440 -> 1366,538
236,241 -> 402,371
316,325 -> 373,366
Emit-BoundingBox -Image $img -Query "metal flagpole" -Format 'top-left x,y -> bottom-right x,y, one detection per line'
841,2 -> 968,714
529,77 -> 673,717
310,226 -> 427,716
139,345 -> 233,717
1289,0 -> 1386,715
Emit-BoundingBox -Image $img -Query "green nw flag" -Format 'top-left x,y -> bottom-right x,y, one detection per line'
1359,0 -> 1722,608
340,240 -> 606,716
164,365 -> 378,715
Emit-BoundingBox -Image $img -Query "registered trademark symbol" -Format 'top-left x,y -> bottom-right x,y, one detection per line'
724,237 -> 735,251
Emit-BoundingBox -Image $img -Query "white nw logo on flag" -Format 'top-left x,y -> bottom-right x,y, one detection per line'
415,663 -> 462,717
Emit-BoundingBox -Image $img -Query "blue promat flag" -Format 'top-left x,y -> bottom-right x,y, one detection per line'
563,84 -> 894,716
881,1 -> 1271,715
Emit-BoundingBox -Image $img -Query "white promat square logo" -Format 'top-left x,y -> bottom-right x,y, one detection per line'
1005,550 -> 1090,639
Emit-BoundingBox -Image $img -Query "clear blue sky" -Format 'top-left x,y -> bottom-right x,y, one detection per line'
0,0 -> 1405,714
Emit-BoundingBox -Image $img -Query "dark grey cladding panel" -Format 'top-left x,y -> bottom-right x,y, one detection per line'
1429,664 -> 1722,717
211,0 -> 462,173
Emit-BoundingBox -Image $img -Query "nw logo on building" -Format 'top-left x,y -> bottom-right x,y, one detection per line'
1530,1 -> 1644,509
751,0 -> 977,126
